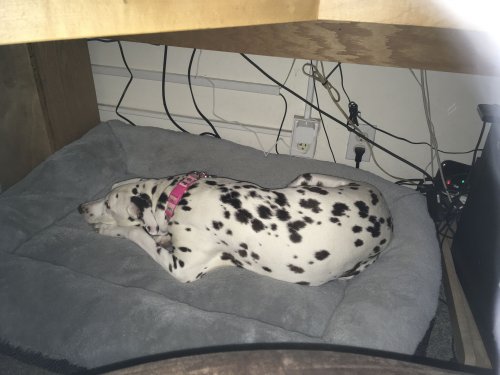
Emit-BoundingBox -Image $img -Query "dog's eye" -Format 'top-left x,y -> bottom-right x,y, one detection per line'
105,201 -> 110,209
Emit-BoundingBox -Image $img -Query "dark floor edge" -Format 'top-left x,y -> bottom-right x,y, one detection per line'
0,339 -> 86,374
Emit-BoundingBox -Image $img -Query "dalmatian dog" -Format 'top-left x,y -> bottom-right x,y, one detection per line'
79,172 -> 393,286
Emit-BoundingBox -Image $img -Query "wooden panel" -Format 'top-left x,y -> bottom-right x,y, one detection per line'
318,0 -> 472,29
0,0 -> 319,45
29,40 -> 99,150
441,234 -> 492,368
123,21 -> 499,75
0,44 -> 52,190
108,349 -> 465,374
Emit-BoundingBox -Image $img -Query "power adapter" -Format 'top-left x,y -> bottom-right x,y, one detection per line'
477,104 -> 500,124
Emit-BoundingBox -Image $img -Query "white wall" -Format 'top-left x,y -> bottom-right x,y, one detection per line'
88,40 -> 500,182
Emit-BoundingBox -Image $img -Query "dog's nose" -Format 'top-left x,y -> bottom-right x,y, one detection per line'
78,204 -> 85,214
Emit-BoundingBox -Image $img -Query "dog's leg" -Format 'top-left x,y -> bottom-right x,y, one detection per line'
96,224 -> 175,271
96,224 -> 213,283
288,173 -> 355,188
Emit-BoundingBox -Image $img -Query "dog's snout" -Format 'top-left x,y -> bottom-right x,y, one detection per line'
78,204 -> 85,214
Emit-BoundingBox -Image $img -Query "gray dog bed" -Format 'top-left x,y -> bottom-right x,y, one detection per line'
0,120 -> 441,368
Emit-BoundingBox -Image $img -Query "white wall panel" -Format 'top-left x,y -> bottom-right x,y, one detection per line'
88,40 -> 500,181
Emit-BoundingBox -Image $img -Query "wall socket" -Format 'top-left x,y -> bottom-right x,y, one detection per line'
345,124 -> 376,162
290,115 -> 320,158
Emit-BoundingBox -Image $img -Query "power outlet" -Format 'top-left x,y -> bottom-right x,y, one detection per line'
345,124 -> 376,162
290,116 -> 320,158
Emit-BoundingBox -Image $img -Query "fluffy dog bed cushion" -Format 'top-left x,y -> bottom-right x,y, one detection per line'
0,121 -> 441,368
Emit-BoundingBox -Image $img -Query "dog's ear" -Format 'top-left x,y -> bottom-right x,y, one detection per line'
112,178 -> 142,190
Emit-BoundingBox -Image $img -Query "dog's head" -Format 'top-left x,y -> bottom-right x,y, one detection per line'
79,178 -> 161,235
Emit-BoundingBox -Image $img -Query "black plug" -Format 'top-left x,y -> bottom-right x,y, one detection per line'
354,145 -> 365,169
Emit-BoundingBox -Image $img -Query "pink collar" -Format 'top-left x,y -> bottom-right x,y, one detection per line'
165,172 -> 209,220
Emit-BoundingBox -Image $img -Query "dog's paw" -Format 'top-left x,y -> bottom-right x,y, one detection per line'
93,223 -> 119,236
154,235 -> 172,249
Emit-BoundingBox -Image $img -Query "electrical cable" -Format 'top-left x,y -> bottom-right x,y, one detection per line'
240,53 -> 433,180
275,93 -> 288,155
113,41 -> 137,126
338,63 -> 352,103
324,63 -> 340,82
188,49 -> 221,139
472,121 -> 487,165
418,69 -> 451,202
357,114 -> 482,154
313,75 -> 337,162
162,46 -> 189,133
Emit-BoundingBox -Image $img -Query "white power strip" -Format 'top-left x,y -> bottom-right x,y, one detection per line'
289,116 -> 320,158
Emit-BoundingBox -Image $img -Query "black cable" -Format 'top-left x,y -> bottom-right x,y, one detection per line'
313,75 -> 336,162
115,41 -> 137,126
275,93 -> 288,155
187,49 -> 221,139
324,62 -> 340,82
240,53 -> 433,180
338,63 -> 351,103
472,121 -> 486,165
357,114 -> 483,155
162,46 -> 189,133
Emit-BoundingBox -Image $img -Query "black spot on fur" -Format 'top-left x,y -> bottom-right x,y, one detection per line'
352,225 -> 362,233
224,211 -> 231,219
304,186 -> 328,195
366,221 -> 381,238
221,252 -> 243,267
332,203 -> 349,216
262,266 -> 272,273
212,221 -> 223,230
300,198 -> 321,213
220,191 -> 242,210
181,206 -> 192,211
257,205 -> 272,219
315,250 -> 330,260
387,217 -> 393,229
273,192 -> 288,207
240,243 -> 248,249
276,209 -> 291,221
303,216 -> 313,224
235,209 -> 252,224
379,239 -> 387,245
270,223 -> 277,231
370,191 -> 379,205
354,201 -> 369,218
226,229 -> 233,236
303,173 -> 312,181
296,281 -> 310,285
251,219 -> 265,232
288,220 -> 306,231
158,193 -> 168,204
179,247 -> 192,253
205,180 -> 217,185
238,249 -> 248,257
251,252 -> 260,260
151,185 -> 157,195
289,231 -> 302,243
340,261 -> 362,278
288,264 -> 304,273
132,188 -> 138,195
354,239 -> 364,247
